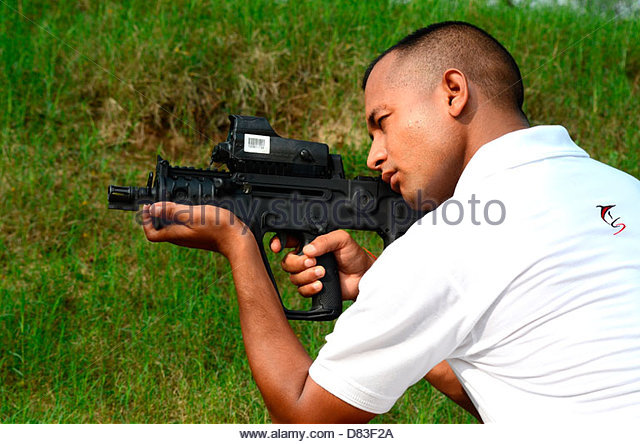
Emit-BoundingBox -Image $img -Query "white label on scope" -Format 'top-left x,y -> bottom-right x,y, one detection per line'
244,134 -> 270,154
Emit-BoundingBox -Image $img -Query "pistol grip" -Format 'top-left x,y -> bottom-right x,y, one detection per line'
285,232 -> 342,321
307,252 -> 342,320
253,226 -> 343,321
254,229 -> 341,321
281,231 -> 341,321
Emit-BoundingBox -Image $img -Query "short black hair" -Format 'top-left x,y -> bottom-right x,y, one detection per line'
362,21 -> 525,113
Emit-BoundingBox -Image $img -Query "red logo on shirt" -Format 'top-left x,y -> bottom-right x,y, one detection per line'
597,205 -> 626,235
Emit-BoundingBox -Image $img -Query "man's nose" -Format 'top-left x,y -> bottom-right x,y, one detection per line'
366,140 -> 387,171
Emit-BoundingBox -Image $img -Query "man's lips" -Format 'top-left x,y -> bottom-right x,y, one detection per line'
382,170 -> 400,193
381,170 -> 395,183
389,174 -> 400,193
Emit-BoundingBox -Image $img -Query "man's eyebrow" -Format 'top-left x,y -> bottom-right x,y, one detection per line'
367,106 -> 386,128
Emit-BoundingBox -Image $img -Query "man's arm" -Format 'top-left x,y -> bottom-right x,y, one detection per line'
425,361 -> 482,422
142,202 -> 376,423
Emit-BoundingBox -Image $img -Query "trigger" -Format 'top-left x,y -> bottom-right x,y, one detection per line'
276,232 -> 288,251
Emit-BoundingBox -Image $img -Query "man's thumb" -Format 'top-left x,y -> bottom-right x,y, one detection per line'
150,201 -> 174,218
302,242 -> 318,257
301,230 -> 348,258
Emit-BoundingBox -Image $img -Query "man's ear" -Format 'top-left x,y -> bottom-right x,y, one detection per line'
441,69 -> 469,118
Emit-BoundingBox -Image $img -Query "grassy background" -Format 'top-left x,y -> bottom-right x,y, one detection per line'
0,0 -> 638,423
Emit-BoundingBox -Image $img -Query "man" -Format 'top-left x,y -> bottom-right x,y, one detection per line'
142,22 -> 640,422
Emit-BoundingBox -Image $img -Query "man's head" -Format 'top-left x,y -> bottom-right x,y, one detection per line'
363,21 -> 529,210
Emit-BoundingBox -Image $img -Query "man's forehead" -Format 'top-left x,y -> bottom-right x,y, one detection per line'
364,54 -> 398,108
366,52 -> 401,92
364,52 -> 416,113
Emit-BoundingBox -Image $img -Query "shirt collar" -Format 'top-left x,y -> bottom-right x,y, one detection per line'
454,125 -> 590,195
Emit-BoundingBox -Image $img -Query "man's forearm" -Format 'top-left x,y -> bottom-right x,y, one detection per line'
425,361 -> 482,422
227,236 -> 313,422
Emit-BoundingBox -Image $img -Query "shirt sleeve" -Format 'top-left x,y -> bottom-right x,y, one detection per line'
308,222 -> 486,414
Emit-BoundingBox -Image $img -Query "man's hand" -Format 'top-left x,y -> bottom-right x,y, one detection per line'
141,202 -> 253,259
270,230 -> 375,301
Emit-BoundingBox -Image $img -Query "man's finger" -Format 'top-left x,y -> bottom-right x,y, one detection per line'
149,201 -> 197,225
269,233 -> 302,253
142,204 -> 194,243
298,281 -> 323,297
141,204 -> 156,239
289,266 -> 325,286
143,218 -> 186,242
141,204 -> 166,242
270,236 -> 282,253
301,230 -> 350,258
281,251 -> 315,273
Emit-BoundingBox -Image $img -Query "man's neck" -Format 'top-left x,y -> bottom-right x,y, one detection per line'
463,113 -> 530,169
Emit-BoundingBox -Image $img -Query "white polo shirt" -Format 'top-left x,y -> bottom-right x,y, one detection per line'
309,126 -> 640,421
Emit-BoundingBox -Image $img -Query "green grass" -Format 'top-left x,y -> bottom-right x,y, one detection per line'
0,0 -> 638,423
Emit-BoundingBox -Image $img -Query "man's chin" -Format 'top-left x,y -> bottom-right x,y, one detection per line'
404,191 -> 439,212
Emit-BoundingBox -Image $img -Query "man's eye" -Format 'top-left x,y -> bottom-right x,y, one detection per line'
377,115 -> 388,128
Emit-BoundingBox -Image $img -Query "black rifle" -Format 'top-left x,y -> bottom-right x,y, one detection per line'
108,115 -> 423,321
